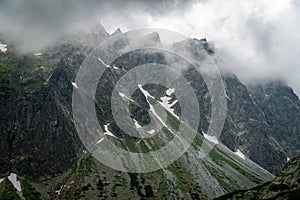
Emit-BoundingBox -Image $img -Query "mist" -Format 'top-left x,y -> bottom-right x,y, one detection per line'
0,0 -> 299,95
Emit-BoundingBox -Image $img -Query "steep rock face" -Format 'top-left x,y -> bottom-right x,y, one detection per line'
1,31 -> 298,178
0,75 -> 17,176
0,52 -> 273,199
170,38 -> 299,174
216,156 -> 300,200
0,51 -> 84,178
94,36 -> 290,177
11,58 -> 84,177
0,27 -> 299,199
249,82 -> 300,158
220,76 -> 287,174
0,24 -> 111,178
0,33 -> 276,199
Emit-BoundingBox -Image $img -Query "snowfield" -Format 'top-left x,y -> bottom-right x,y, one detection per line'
159,88 -> 179,119
71,82 -> 78,88
0,42 -> 7,52
97,57 -> 110,68
96,137 -> 104,144
133,119 -> 142,129
138,84 -> 167,127
203,132 -> 219,144
235,149 -> 246,160
119,92 -> 134,102
8,173 -> 22,192
148,129 -> 155,134
104,123 -> 117,138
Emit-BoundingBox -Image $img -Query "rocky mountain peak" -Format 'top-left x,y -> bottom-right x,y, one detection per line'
111,28 -> 122,36
145,31 -> 161,43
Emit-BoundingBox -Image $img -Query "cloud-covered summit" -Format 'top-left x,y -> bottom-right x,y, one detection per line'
0,0 -> 299,95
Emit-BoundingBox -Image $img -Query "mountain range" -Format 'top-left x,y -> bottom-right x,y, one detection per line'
0,24 -> 299,199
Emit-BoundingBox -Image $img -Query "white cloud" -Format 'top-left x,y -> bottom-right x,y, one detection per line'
108,0 -> 300,96
0,0 -> 299,95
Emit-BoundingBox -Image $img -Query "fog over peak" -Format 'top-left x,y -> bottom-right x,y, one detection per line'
0,0 -> 299,95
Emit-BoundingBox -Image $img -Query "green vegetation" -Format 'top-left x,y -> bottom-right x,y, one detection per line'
167,163 -> 191,193
22,180 -> 41,200
0,179 -> 21,200
224,157 -> 262,184
0,63 -> 14,72
217,157 -> 300,199
0,51 -> 54,96
26,82 -> 44,90
114,173 -> 126,187
209,148 -> 262,184
209,148 -> 226,166
71,158 -> 78,173
140,140 -> 149,153
202,161 -> 242,191
18,157 -> 45,165
79,154 -> 93,175
162,127 -> 174,140
124,136 -> 138,152
35,68 -> 48,78
145,138 -> 161,151
166,112 -> 180,130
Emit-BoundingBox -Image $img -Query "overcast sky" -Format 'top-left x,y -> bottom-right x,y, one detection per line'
0,0 -> 299,95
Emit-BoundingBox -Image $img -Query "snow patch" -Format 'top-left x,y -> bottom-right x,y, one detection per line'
148,129 -> 155,134
97,57 -> 110,68
0,42 -> 7,52
55,185 -> 64,195
225,92 -> 231,101
112,65 -> 119,70
159,92 -> 179,119
203,132 -> 219,144
8,173 -> 22,192
287,157 -> 290,161
44,73 -> 53,85
104,123 -> 117,138
133,119 -> 142,129
138,84 -> 176,135
119,92 -> 134,102
96,137 -> 104,144
235,149 -> 246,160
71,82 -> 78,88
138,84 -> 155,99
138,84 -> 167,127
166,88 -> 175,96
0,178 -> 4,184
34,53 -> 42,56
